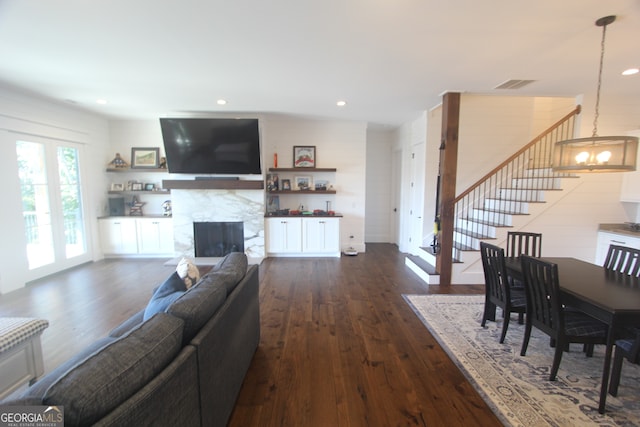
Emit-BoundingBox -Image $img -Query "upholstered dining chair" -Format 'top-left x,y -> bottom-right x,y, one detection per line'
480,242 -> 526,343
603,244 -> 640,277
609,328 -> 640,396
506,231 -> 542,258
519,255 -> 608,381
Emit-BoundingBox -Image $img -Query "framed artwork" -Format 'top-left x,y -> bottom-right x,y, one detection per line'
131,147 -> 160,168
131,182 -> 143,191
110,183 -> 124,191
144,183 -> 155,191
281,179 -> 291,191
295,176 -> 312,191
266,195 -> 280,213
267,174 -> 279,191
293,146 -> 316,168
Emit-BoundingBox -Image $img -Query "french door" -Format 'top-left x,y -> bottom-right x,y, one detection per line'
16,137 -> 89,273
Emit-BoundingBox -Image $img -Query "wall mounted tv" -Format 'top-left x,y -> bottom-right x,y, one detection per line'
159,118 -> 262,175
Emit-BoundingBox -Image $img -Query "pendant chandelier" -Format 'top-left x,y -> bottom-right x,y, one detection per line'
552,15 -> 638,173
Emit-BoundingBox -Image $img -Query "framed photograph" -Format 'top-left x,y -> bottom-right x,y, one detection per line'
266,173 -> 279,191
315,179 -> 329,191
295,176 -> 312,191
110,183 -> 124,191
131,182 -> 143,191
266,195 -> 280,213
144,183 -> 155,191
131,147 -> 160,168
281,179 -> 291,191
293,146 -> 316,168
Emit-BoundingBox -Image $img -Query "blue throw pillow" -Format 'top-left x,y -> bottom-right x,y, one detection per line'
143,272 -> 187,320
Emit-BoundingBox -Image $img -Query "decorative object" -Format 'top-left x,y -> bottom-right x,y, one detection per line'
128,196 -> 145,216
266,195 -> 280,213
281,179 -> 291,191
553,16 -> 638,173
266,174 -> 279,191
161,200 -> 172,216
131,182 -> 143,191
293,146 -> 316,168
315,179 -> 329,191
274,153 -> 278,168
294,176 -> 312,190
110,183 -> 124,191
131,147 -> 160,169
107,153 -> 129,169
403,294 -> 640,426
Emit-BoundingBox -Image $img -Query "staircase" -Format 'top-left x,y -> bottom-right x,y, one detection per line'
406,106 -> 582,285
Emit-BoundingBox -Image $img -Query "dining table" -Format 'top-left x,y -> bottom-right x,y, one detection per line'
504,256 -> 640,414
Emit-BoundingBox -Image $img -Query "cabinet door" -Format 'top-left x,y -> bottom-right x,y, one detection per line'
266,218 -> 302,253
137,218 -> 174,254
302,218 -> 340,254
99,218 -> 138,254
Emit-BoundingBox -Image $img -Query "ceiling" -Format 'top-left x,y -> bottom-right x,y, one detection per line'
0,0 -> 638,129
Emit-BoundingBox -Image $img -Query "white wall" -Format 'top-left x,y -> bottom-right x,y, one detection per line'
0,85 -> 110,293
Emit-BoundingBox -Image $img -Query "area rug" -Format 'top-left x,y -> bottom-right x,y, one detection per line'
403,294 -> 640,427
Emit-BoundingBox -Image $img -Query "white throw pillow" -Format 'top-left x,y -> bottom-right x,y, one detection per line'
176,257 -> 200,289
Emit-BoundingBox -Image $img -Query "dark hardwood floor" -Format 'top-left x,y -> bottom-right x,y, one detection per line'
0,243 -> 501,426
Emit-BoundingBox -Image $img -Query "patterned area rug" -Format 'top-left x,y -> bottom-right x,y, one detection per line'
403,294 -> 640,427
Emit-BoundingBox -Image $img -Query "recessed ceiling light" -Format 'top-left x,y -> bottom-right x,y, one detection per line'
96,99 -> 107,105
336,100 -> 347,107
622,68 -> 639,76
217,99 -> 227,105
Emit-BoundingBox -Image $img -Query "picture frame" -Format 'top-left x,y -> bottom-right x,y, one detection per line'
144,183 -> 155,191
110,183 -> 124,191
131,147 -> 160,168
266,195 -> 280,213
281,179 -> 291,191
293,146 -> 316,168
131,182 -> 143,191
295,176 -> 312,191
266,173 -> 279,191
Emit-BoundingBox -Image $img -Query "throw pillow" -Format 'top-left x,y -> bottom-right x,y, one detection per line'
176,257 -> 200,289
143,272 -> 187,320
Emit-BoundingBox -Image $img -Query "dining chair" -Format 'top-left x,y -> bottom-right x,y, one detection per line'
506,231 -> 542,258
609,328 -> 640,396
480,242 -> 527,343
603,244 -> 640,277
519,255 -> 608,381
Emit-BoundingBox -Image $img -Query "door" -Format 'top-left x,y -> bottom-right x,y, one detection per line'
16,138 -> 90,274
408,142 -> 426,255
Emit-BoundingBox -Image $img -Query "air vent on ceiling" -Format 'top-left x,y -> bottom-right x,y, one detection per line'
494,79 -> 536,90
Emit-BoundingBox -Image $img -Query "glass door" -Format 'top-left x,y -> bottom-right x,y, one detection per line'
16,139 -> 87,271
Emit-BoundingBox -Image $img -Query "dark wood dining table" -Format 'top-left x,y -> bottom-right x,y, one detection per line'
504,256 -> 640,414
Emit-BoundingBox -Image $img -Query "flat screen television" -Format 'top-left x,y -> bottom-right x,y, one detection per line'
159,118 -> 262,175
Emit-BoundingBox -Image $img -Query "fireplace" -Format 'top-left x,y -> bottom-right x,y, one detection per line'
194,221 -> 244,257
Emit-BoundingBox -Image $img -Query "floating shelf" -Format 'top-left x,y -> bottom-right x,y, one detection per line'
268,190 -> 336,194
162,180 -> 264,190
268,167 -> 336,172
106,168 -> 168,173
108,190 -> 170,195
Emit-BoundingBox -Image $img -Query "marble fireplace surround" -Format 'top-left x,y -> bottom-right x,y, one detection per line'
164,180 -> 265,264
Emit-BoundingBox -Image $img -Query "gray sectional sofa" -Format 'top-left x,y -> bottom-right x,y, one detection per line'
1,252 -> 260,427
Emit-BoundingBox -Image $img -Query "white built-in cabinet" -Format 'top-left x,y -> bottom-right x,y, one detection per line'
595,231 -> 640,265
266,217 -> 340,257
99,217 -> 174,256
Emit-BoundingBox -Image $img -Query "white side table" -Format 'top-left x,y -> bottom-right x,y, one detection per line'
0,317 -> 49,399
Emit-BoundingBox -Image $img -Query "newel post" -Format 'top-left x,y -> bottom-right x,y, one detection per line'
435,92 -> 460,286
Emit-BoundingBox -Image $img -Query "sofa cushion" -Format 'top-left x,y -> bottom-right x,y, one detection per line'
166,277 -> 227,345
208,252 -> 248,294
143,272 -> 187,321
19,313 -> 184,426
